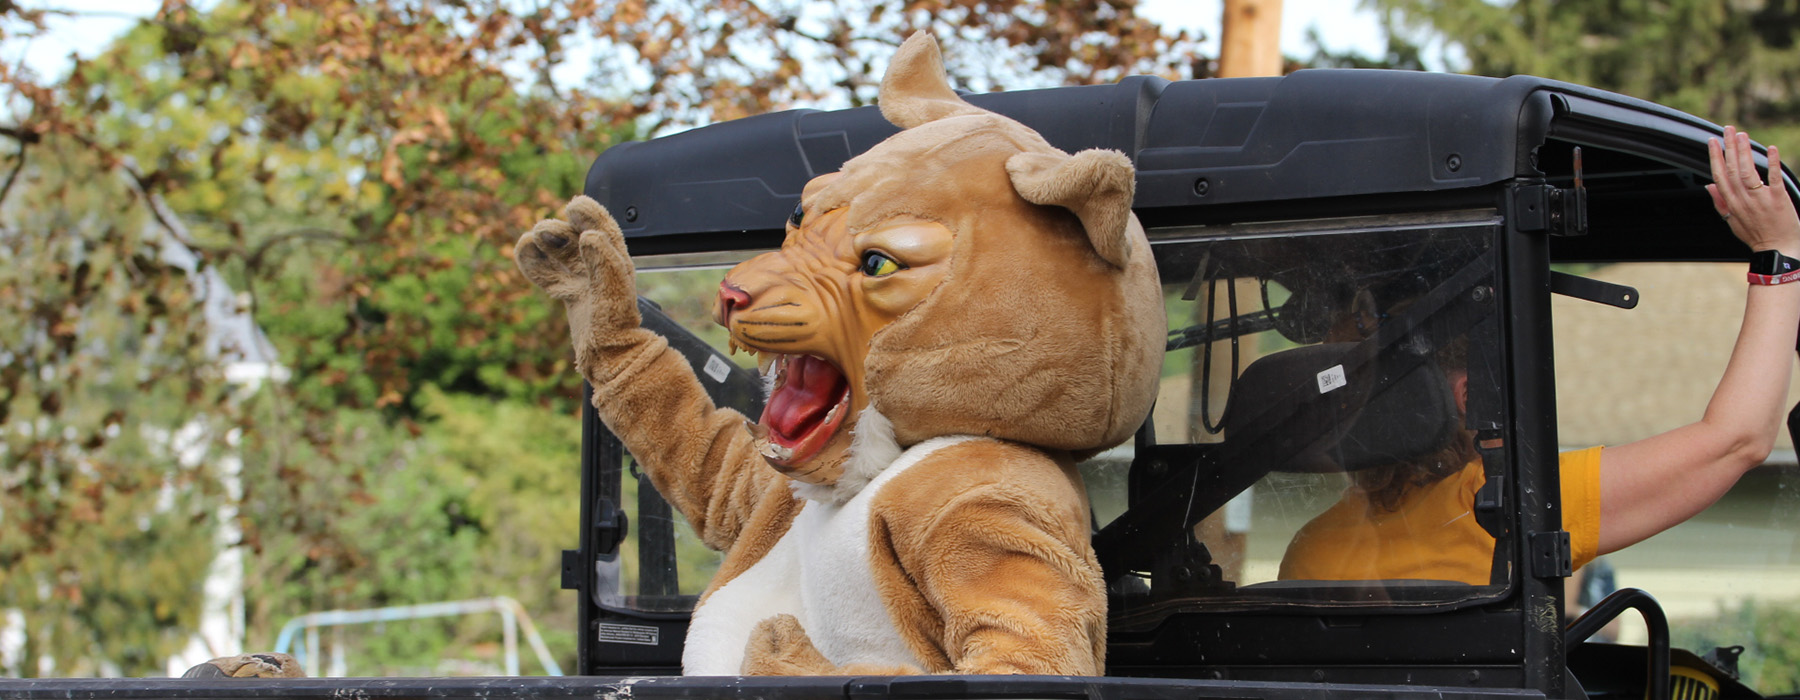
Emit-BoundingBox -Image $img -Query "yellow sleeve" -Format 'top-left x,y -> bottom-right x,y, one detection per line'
1558,446 -> 1604,570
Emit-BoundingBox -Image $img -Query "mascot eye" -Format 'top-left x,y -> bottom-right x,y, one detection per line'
860,251 -> 903,277
789,202 -> 805,228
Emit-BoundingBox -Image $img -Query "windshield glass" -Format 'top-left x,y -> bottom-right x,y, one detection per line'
589,251 -> 765,616
1098,211 -> 1511,627
601,217 -> 1517,622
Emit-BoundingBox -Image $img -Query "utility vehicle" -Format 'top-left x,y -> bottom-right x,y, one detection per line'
7,68 -> 1798,699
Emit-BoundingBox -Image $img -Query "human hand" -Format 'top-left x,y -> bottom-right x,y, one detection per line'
1707,125 -> 1800,254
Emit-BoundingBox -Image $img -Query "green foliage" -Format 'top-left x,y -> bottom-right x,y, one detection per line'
236,385 -> 583,675
0,0 -> 1206,678
63,1 -> 615,415
0,137 -> 239,677
1674,598 -> 1800,695
3,0 -> 617,674
1367,0 -> 1800,129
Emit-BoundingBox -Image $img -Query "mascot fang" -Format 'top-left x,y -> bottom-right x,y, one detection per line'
516,32 -> 1165,676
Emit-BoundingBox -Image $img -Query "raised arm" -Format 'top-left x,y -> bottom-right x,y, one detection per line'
1596,126 -> 1800,553
516,197 -> 783,551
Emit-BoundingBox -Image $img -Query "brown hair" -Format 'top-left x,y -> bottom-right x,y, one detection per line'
1350,335 -> 1475,512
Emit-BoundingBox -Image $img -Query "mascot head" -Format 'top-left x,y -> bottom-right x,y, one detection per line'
715,32 -> 1166,498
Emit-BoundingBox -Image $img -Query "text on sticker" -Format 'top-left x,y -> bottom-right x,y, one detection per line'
1317,364 -> 1348,394
704,355 -> 732,383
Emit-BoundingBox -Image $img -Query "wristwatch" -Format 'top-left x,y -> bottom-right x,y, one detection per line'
1748,249 -> 1800,285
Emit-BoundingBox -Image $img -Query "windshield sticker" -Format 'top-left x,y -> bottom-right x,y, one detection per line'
1317,365 -> 1348,394
597,623 -> 660,646
704,354 -> 732,383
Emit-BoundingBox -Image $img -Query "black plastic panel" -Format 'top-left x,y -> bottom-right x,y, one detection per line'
0,674 -> 1554,700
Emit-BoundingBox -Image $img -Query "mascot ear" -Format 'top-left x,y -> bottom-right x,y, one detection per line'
1006,149 -> 1137,269
880,32 -> 987,129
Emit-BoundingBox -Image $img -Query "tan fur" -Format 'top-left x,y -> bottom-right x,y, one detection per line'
863,440 -> 1105,674
516,202 -> 794,565
1007,150 -> 1138,269
877,35 -> 985,129
517,31 -> 1162,676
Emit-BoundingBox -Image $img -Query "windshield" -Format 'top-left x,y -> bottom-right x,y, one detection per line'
1098,211 -> 1512,627
600,215 -> 1515,623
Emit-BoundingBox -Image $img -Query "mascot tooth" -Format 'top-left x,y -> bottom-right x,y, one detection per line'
515,32 -> 1164,676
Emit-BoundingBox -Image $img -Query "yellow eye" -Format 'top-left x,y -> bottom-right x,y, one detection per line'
860,251 -> 903,277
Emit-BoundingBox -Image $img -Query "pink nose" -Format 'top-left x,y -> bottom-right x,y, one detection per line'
716,282 -> 751,326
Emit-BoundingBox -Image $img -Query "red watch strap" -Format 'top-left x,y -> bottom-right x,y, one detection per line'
1748,268 -> 1800,285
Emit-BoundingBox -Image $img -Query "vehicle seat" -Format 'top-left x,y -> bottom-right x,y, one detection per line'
1221,341 -> 1460,474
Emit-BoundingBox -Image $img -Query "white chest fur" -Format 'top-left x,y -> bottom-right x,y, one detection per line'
681,436 -> 976,675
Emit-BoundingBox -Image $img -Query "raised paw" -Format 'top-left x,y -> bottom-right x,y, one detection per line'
515,196 -> 633,301
515,195 -> 643,347
741,614 -> 838,676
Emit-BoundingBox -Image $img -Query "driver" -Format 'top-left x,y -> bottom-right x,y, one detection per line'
1280,127 -> 1800,584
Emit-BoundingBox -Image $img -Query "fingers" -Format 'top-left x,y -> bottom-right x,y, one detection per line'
1735,129 -> 1765,190
1770,144 -> 1784,192
516,218 -> 583,297
1711,126 -> 1767,211
557,194 -> 634,298
517,195 -> 633,287
1707,183 -> 1728,217
530,218 -> 580,255
1708,135 -> 1733,216
1706,126 -> 1800,252
580,227 -> 637,302
1724,125 -> 1745,189
565,195 -> 620,236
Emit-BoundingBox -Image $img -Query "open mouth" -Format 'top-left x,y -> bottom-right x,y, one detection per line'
756,354 -> 852,468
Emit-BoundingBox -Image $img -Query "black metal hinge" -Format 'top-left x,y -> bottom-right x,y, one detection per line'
1515,146 -> 1590,236
1512,183 -> 1589,236
561,549 -> 582,591
1531,530 -> 1574,578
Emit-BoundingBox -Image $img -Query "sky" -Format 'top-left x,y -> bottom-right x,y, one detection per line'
8,1 -> 1400,84
1142,0 -> 1391,64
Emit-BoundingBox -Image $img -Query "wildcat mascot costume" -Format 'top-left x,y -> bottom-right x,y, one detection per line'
516,33 -> 1164,676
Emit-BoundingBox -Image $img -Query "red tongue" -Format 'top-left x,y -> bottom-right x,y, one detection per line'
763,356 -> 847,443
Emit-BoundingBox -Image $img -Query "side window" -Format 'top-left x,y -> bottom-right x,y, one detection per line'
1553,261 -> 1800,691
1096,213 -> 1514,628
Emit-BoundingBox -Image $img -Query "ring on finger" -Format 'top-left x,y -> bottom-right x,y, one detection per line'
1749,181 -> 1766,190
1723,212 -> 1733,220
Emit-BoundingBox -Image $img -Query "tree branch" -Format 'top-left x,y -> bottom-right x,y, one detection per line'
245,227 -> 361,271
0,143 -> 29,206
0,125 -> 42,144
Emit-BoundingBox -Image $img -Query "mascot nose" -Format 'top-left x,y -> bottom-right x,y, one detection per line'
716,281 -> 751,326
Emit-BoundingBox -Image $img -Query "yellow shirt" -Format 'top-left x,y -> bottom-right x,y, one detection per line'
1278,447 -> 1603,584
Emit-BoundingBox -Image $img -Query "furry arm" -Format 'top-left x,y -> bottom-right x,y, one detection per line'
870,440 -> 1107,675
736,441 -> 1107,676
516,196 -> 783,550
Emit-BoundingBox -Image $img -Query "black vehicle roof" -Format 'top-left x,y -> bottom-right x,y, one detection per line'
587,68 -> 1790,261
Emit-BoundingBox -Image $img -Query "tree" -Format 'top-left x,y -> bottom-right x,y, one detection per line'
4,0 -> 610,674
580,0 -> 1204,133
0,0 -> 1207,676
1367,0 -> 1800,141
0,138 -> 239,676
